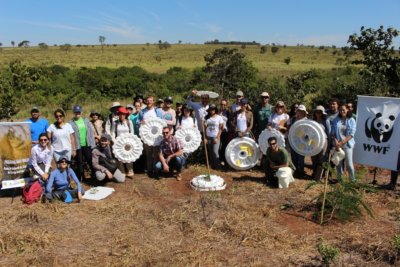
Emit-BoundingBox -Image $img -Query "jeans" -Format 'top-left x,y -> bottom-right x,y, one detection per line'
73,146 -> 94,180
291,150 -> 304,175
155,156 -> 186,173
337,146 -> 355,181
207,137 -> 220,169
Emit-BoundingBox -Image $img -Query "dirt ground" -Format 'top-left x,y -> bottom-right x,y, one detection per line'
0,164 -> 399,267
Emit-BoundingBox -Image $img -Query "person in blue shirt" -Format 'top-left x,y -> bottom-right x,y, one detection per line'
45,158 -> 84,202
25,107 -> 49,145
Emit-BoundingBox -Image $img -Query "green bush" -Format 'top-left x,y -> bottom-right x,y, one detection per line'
317,238 -> 340,265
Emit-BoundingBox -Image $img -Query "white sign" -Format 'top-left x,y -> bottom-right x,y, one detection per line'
354,96 -> 400,171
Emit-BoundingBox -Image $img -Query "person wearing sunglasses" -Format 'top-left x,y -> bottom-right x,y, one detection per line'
25,132 -> 53,184
155,127 -> 185,180
47,109 -> 76,162
45,157 -> 84,203
264,137 -> 295,187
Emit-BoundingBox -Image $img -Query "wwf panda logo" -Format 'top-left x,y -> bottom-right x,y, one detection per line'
365,112 -> 396,143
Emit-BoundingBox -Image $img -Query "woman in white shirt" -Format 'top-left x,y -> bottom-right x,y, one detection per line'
111,107 -> 134,178
28,132 -> 53,182
268,101 -> 290,134
47,109 -> 75,162
176,105 -> 197,129
205,104 -> 224,169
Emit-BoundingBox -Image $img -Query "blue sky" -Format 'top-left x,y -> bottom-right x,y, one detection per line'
1,0 -> 399,47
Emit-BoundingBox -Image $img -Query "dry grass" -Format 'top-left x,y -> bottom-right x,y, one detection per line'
0,167 -> 399,266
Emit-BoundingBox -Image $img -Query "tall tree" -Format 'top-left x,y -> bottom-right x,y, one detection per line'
203,47 -> 258,99
18,40 -> 30,47
99,35 -> 106,51
11,41 -> 15,47
348,26 -> 400,96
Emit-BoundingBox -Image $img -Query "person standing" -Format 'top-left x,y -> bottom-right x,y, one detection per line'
186,89 -> 210,133
219,99 -> 230,168
253,92 -> 273,139
89,111 -> 104,144
311,105 -> 330,180
331,104 -> 356,181
25,107 -> 49,145
288,104 -> 308,177
47,109 -> 75,162
161,96 -> 176,132
230,90 -> 244,113
112,107 -> 135,178
138,96 -> 163,176
205,104 -> 224,169
69,105 -> 96,181
230,98 -> 253,138
155,127 -> 185,180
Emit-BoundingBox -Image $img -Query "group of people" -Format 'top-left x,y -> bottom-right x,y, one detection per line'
23,90 -> 398,202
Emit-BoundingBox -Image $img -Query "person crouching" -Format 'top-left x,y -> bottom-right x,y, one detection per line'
45,158 -> 84,202
92,134 -> 125,183
155,127 -> 185,180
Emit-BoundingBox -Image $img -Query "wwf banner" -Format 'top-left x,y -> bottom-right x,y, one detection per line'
0,122 -> 31,181
354,96 -> 400,171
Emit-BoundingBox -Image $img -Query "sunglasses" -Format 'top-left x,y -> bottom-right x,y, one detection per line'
59,160 -> 68,164
277,105 -> 284,108
39,138 -> 48,142
55,115 -> 63,118
162,132 -> 170,135
262,96 -> 270,99
269,142 -> 277,146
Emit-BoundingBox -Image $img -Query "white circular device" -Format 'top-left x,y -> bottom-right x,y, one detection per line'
288,120 -> 327,157
225,137 -> 261,170
195,90 -> 219,99
113,134 -> 143,163
139,117 -> 167,146
175,127 -> 201,153
258,128 -> 286,155
190,174 -> 226,191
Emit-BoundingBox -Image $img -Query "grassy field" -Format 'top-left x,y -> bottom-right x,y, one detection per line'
0,44 -> 347,78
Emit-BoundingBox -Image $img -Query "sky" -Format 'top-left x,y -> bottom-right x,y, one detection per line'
1,0 -> 399,47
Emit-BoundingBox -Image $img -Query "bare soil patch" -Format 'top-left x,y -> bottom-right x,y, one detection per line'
1,165 -> 399,266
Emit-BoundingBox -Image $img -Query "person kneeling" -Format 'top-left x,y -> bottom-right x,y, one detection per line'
92,134 -> 125,183
155,127 -> 185,180
45,158 -> 84,202
264,137 -> 295,188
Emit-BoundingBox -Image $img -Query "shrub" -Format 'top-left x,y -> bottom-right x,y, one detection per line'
317,238 -> 340,265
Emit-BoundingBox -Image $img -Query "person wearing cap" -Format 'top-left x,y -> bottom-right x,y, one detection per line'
331,103 -> 356,181
25,107 -> 49,145
111,106 -> 135,178
186,89 -> 210,132
47,109 -> 76,162
69,105 -> 96,181
311,105 -> 330,180
230,90 -> 244,113
161,96 -> 176,132
230,98 -> 253,138
90,111 -> 104,144
126,104 -> 135,116
253,92 -> 273,139
45,157 -> 84,202
92,133 -> 125,183
288,104 -> 309,177
155,127 -> 185,180
205,104 -> 224,169
138,96 -> 163,175
268,101 -> 289,135
105,102 -> 122,135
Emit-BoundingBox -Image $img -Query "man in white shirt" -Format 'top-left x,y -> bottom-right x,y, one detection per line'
186,89 -> 210,133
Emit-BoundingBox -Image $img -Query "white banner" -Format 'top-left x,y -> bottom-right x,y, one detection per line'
354,96 -> 400,171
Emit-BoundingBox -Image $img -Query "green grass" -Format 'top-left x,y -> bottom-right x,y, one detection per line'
0,44 -> 352,78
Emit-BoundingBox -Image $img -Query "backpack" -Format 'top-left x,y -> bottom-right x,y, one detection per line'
22,180 -> 43,205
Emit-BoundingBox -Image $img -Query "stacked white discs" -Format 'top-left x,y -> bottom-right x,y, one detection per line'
288,120 -> 327,157
258,128 -> 286,155
190,174 -> 226,191
139,117 -> 167,146
225,137 -> 261,170
113,134 -> 143,163
175,127 -> 202,153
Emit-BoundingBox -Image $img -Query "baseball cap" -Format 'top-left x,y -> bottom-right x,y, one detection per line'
100,133 -> 112,141
240,98 -> 249,105
73,105 -> 82,113
31,106 -> 40,113
236,90 -> 244,97
164,96 -> 173,103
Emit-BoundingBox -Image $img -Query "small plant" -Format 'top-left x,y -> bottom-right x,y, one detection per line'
284,57 -> 291,65
317,238 -> 340,266
393,234 -> 400,251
